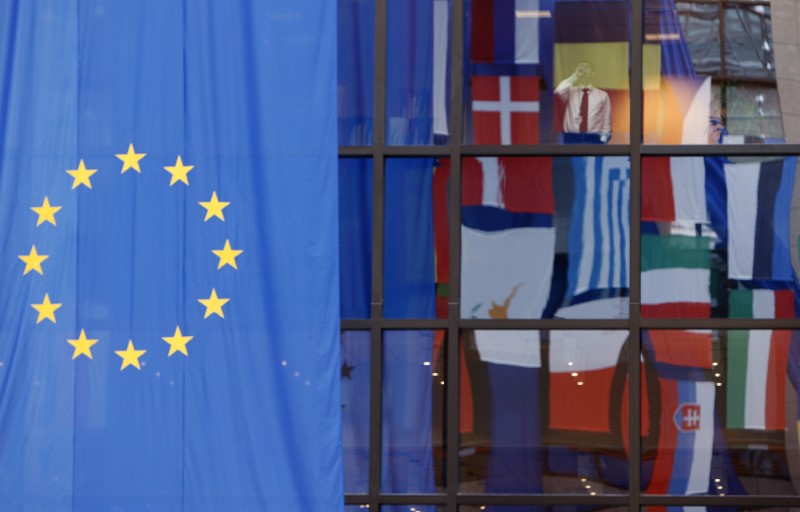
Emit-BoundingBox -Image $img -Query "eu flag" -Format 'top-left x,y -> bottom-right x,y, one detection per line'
0,1 -> 342,510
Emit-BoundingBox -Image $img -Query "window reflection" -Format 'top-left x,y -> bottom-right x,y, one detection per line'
461,156 -> 630,319
459,330 -> 630,494
644,0 -> 784,143
342,331 -> 371,494
641,155 -> 799,319
643,330 -> 800,496
464,0 -> 631,145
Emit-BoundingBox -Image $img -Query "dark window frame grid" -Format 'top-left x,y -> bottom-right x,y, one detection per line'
339,0 -> 800,510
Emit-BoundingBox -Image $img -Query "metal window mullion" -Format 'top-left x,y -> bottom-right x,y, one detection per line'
369,0 -> 387,508
447,1 -> 465,510
630,0 -> 644,510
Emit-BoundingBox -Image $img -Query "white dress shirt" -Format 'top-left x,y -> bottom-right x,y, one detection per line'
554,75 -> 612,142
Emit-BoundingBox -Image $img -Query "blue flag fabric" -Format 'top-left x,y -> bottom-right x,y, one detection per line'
0,1 -> 342,510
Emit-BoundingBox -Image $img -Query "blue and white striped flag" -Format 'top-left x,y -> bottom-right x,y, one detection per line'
566,156 -> 631,299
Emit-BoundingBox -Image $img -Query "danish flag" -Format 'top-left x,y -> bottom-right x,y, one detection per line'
472,75 -> 540,145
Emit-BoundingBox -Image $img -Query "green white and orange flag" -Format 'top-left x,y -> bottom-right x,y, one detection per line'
726,330 -> 791,430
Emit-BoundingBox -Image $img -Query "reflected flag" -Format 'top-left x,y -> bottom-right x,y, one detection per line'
641,234 -> 711,318
642,157 -> 708,223
566,156 -> 630,299
548,330 -> 627,433
728,289 -> 794,319
471,0 -> 541,65
727,330 -> 791,431
472,75 -> 541,145
725,158 -> 796,281
461,156 -> 555,319
644,330 -> 715,495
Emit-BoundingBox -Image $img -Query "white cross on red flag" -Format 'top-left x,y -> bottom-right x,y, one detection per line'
471,75 -> 540,145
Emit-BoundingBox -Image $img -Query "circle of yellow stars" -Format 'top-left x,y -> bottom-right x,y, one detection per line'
22,144 -> 243,371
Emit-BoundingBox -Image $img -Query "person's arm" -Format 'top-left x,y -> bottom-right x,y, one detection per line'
554,73 -> 577,101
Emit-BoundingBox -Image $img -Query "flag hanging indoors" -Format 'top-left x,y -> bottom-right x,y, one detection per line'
0,1 -> 342,510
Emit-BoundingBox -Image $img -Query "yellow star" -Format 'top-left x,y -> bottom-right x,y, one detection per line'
31,293 -> 62,324
67,329 -> 99,360
199,191 -> 230,222
115,340 -> 146,370
212,239 -> 243,270
198,288 -> 229,319
66,159 -> 98,189
162,326 -> 193,357
18,245 -> 49,275
164,155 -> 193,186
31,196 -> 62,226
115,143 -> 146,174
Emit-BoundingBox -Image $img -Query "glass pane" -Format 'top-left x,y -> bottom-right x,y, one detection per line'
642,330 -> 800,496
643,0 -> 787,143
382,330 -> 447,493
338,0 -> 374,145
459,330 -> 630,494
342,331 -> 371,493
386,0 -> 451,145
461,156 -> 630,319
641,155 -> 799,319
340,159 -> 372,319
464,0 -> 632,145
384,158 -> 446,319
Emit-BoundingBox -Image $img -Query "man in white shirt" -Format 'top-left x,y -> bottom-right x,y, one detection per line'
554,62 -> 612,143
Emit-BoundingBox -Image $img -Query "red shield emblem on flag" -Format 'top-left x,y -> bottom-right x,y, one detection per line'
673,403 -> 701,432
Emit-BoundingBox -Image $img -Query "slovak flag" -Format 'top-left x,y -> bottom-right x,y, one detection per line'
472,75 -> 540,145
644,330 -> 715,495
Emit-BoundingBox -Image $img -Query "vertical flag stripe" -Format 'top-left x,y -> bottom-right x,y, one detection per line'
752,290 -> 775,319
433,0 -> 449,136
472,0 -> 494,63
671,156 -> 707,223
514,0 -> 539,64
773,157 -> 796,279
494,0 -> 515,63
765,330 -> 791,430
725,162 -> 760,279
752,160 -> 783,279
726,330 -> 748,429
642,157 -> 676,221
480,157 -> 503,208
743,329 -> 771,430
687,381 -> 714,494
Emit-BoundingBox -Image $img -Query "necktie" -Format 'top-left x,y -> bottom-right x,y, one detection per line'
579,88 -> 590,133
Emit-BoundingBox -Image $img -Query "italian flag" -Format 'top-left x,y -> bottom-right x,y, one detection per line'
727,330 -> 791,430
728,289 -> 794,319
641,234 -> 711,318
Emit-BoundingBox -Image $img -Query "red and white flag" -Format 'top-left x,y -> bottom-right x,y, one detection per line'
472,75 -> 540,144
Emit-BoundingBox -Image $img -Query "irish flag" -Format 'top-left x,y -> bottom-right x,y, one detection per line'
727,330 -> 791,430
641,234 -> 711,318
